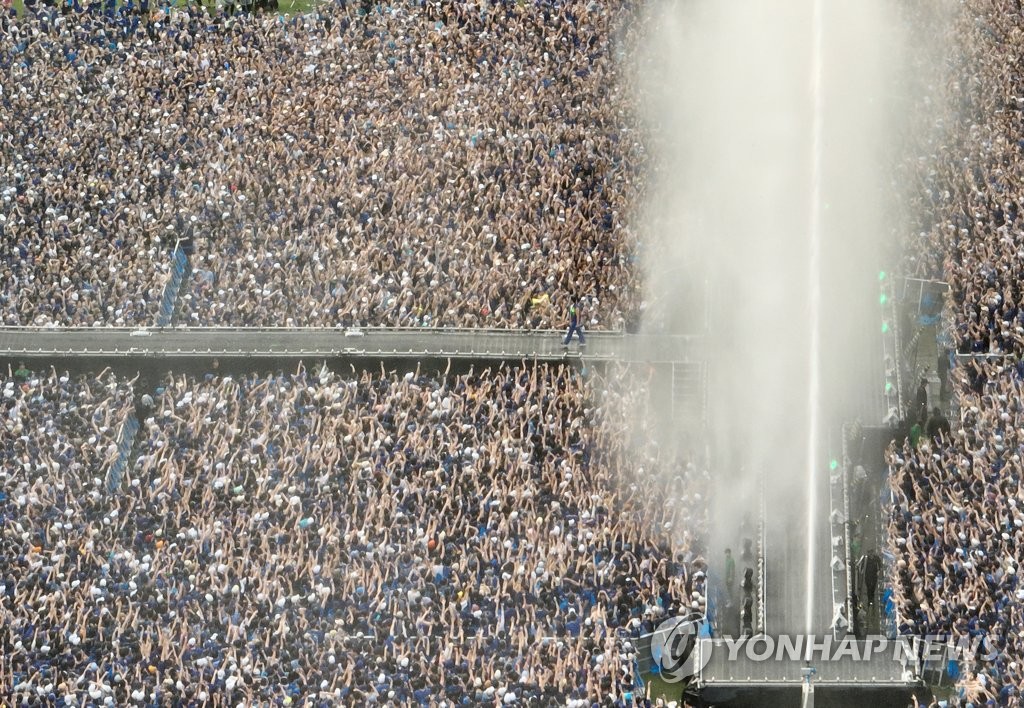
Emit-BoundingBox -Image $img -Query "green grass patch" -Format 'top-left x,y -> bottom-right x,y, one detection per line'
275,0 -> 320,14
642,673 -> 686,704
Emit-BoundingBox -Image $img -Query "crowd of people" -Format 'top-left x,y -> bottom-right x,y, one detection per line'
1,0 -> 648,330
0,361 -> 708,705
888,1 -> 1024,705
896,2 -> 1024,359
0,1 -> 713,705
15,0 -> 1024,704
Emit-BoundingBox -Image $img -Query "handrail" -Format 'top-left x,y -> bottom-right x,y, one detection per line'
757,466 -> 767,635
953,351 -> 1015,360
839,428 -> 854,635
827,450 -> 848,638
901,276 -> 950,287
890,278 -> 905,417
0,325 -> 636,335
879,469 -> 900,640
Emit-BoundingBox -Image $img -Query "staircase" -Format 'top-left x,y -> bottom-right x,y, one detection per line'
156,247 -> 190,327
671,361 -> 706,426
105,415 -> 140,493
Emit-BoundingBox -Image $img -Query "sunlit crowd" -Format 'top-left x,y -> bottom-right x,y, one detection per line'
1,0 -> 646,330
0,0 -> 719,704
0,362 -> 708,705
11,0 -> 1024,704
888,1 -> 1024,705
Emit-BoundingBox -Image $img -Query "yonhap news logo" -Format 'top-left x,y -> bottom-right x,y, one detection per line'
649,614 -> 711,683
650,616 -> 999,684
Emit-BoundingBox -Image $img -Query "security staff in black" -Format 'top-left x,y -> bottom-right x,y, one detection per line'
563,297 -> 585,346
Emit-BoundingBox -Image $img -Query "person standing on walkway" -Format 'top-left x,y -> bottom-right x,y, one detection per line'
859,551 -> 881,608
563,295 -> 586,347
724,548 -> 736,601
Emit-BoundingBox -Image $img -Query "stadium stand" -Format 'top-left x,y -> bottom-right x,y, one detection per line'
886,1 -> 1024,705
9,0 -> 1024,705
1,0 -> 645,331
0,361 -> 707,704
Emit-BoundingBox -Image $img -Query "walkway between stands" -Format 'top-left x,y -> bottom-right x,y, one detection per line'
0,327 -> 701,363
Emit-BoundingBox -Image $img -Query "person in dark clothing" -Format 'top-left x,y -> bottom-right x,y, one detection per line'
851,592 -> 863,639
914,378 -> 929,424
135,392 -> 155,420
562,295 -> 586,347
859,552 -> 881,608
925,406 -> 951,441
741,567 -> 754,595
724,548 -> 736,599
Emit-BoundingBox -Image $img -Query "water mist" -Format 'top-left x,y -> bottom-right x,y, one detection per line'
630,0 -> 920,635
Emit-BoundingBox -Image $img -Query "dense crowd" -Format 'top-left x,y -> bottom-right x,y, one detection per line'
0,1 -> 706,705
889,365 -> 1024,706
896,2 -> 1024,358
22,0 -> 1024,704
0,362 -> 708,705
887,1 -> 1024,706
1,0 -> 647,330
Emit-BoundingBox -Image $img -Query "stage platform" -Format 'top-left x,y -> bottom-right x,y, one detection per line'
689,637 -> 920,707
696,637 -> 913,687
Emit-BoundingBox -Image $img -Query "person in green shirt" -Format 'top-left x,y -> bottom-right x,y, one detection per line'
909,420 -> 922,448
13,362 -> 31,383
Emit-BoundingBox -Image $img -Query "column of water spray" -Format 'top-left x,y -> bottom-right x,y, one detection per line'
804,0 -> 824,651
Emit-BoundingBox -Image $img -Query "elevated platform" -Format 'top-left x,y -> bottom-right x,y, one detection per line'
0,327 -> 701,364
696,637 -> 913,688
688,637 -> 920,707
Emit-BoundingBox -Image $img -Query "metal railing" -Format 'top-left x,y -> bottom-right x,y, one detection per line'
0,327 -> 704,365
829,428 -> 853,638
884,274 -> 905,418
0,324 -> 627,335
953,351 -> 1016,361
900,277 -> 949,325
879,472 -> 899,640
757,467 -> 767,636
